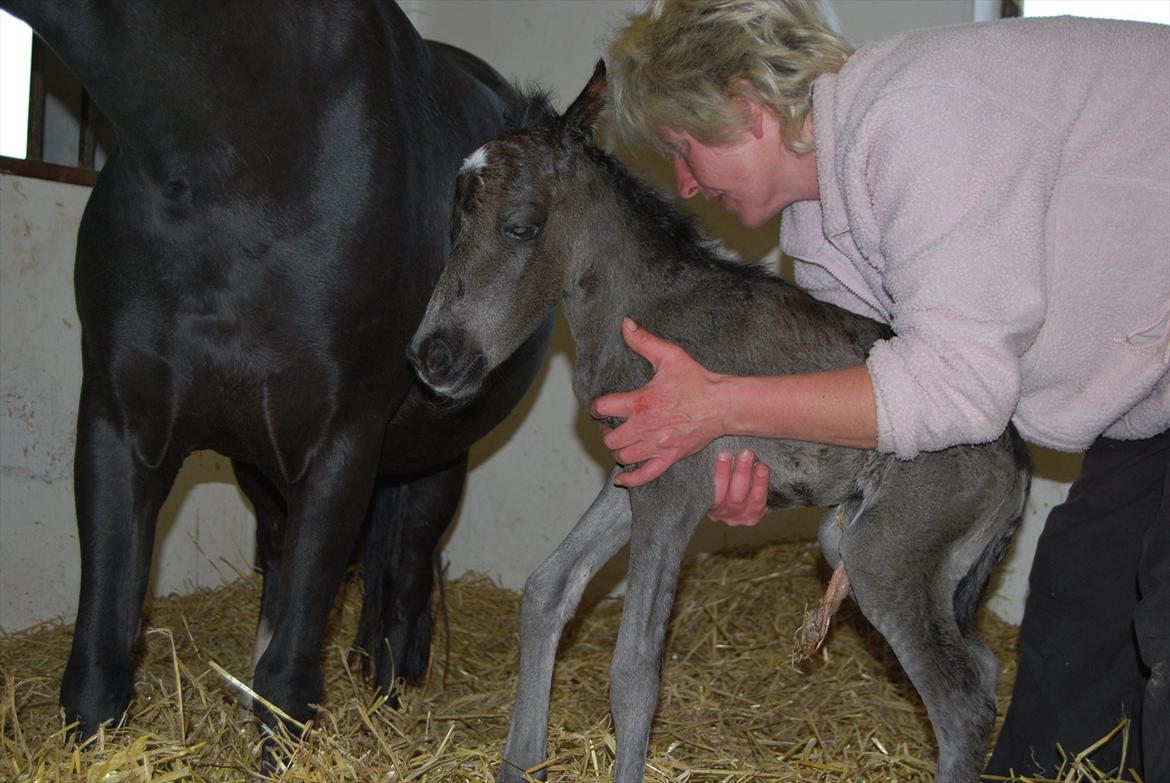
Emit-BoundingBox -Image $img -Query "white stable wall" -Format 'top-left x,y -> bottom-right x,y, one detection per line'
1,0 -> 1074,632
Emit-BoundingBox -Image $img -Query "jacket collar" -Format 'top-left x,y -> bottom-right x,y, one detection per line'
811,72 -> 850,240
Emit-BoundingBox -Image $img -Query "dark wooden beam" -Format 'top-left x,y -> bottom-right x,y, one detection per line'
0,155 -> 98,187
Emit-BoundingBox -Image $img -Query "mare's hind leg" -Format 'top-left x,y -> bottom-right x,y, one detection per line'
499,477 -> 632,783
609,482 -> 706,783
840,501 -> 1000,783
232,461 -> 286,676
355,454 -> 467,697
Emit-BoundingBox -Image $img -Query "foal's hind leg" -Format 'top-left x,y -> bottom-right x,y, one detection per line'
499,477 -> 632,783
840,505 -> 997,783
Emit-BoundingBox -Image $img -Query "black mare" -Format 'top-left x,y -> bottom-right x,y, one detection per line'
410,63 -> 1030,783
1,0 -> 551,739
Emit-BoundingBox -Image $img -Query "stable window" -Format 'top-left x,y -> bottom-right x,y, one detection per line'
1021,0 -> 1170,22
0,10 -> 112,187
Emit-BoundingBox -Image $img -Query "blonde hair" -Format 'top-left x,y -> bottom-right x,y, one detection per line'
607,0 -> 852,153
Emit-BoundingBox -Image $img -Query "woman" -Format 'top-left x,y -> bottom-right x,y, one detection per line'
594,0 -> 1169,778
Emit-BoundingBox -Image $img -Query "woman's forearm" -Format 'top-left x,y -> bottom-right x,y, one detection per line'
718,364 -> 878,450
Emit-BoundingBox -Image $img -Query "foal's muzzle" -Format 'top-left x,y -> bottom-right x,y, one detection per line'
407,327 -> 488,404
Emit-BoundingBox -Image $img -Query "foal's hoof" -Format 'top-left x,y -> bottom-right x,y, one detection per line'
497,762 -> 543,783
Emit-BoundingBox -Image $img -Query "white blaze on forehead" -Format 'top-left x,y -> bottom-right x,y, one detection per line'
461,144 -> 489,175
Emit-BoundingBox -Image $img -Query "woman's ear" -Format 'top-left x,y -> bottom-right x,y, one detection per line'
728,82 -> 766,140
743,97 -> 766,140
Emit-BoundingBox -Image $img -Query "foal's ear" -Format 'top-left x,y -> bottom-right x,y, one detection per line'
560,59 -> 607,145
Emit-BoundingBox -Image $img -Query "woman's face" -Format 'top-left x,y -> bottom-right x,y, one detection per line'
658,101 -> 818,228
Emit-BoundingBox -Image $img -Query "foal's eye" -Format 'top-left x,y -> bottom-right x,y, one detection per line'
504,224 -> 540,241
502,204 -> 546,242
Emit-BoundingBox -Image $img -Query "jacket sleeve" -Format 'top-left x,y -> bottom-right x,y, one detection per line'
850,86 -> 1058,458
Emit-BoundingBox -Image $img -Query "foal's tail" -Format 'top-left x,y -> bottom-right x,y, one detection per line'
952,433 -> 1031,630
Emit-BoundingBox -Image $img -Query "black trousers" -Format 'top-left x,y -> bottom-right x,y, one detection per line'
987,428 -> 1170,780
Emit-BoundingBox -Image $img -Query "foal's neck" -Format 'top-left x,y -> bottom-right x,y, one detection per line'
559,173 -> 711,405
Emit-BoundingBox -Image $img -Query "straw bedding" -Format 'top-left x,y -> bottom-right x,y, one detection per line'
1,541 -> 1140,782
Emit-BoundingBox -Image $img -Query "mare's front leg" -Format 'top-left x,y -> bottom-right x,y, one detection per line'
499,475 -> 633,783
61,377 -> 183,736
610,477 -> 707,783
250,426 -> 381,734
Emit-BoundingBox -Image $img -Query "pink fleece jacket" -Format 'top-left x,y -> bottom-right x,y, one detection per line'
781,15 -> 1170,459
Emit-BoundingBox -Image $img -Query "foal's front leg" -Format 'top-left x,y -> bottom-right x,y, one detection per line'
498,476 -> 632,783
610,482 -> 707,783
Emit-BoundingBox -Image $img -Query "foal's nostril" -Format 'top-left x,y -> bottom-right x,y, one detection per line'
412,334 -> 453,384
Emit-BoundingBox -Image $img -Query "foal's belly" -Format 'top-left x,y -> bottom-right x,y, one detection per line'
753,438 -> 872,510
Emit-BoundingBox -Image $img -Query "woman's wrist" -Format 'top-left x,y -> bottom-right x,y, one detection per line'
715,373 -> 762,438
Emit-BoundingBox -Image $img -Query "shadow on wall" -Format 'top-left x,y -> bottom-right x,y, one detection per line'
150,452 -> 256,597
1028,445 -> 1083,484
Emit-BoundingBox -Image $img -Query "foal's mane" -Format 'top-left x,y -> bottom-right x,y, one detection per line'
503,85 -> 559,130
507,86 -> 777,284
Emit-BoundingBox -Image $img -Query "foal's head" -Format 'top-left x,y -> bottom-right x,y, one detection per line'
409,62 -> 609,404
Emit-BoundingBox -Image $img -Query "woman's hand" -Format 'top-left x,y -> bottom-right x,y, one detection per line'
709,449 -> 770,526
589,318 -> 727,488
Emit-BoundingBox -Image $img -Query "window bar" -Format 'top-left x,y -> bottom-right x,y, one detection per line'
24,34 -> 44,163
78,89 -> 97,169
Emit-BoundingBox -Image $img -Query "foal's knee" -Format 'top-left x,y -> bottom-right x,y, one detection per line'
518,566 -> 574,635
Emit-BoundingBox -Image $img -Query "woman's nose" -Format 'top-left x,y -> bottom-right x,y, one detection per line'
673,157 -> 699,199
